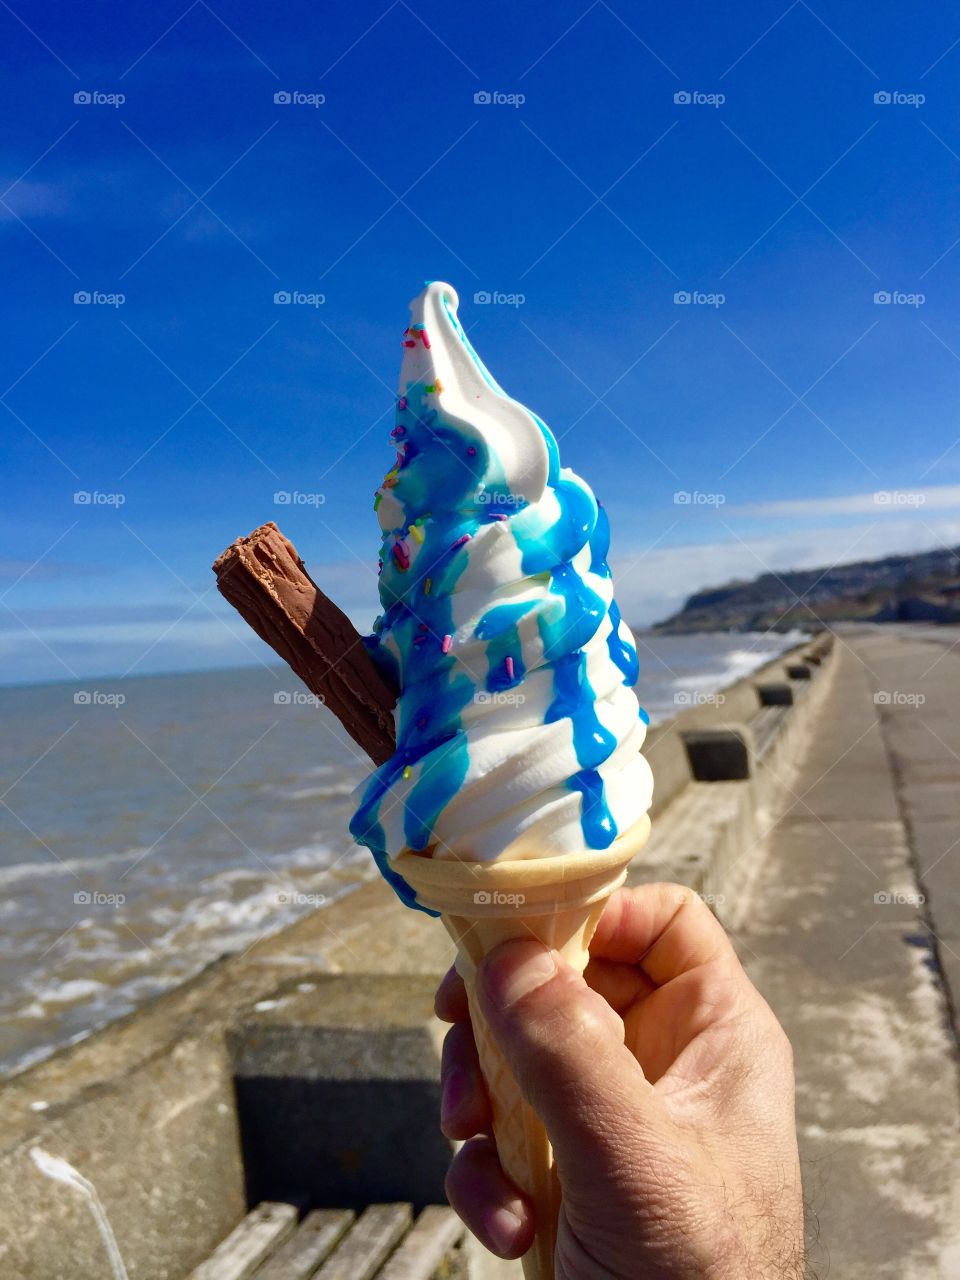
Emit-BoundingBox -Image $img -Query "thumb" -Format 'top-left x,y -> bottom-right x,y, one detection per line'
475,939 -> 666,1183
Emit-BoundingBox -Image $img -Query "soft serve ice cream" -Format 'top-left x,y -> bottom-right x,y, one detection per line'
350,282 -> 653,908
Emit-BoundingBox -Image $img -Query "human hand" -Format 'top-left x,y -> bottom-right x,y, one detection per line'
435,884 -> 804,1279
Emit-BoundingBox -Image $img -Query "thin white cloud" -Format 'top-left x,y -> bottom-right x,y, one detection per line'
0,558 -> 383,685
0,179 -> 71,222
729,483 -> 960,519
612,514 -> 960,626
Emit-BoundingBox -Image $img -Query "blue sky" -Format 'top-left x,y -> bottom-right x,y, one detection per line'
3,0 -> 960,683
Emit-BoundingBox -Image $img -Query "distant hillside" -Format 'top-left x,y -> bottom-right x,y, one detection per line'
654,545 -> 960,633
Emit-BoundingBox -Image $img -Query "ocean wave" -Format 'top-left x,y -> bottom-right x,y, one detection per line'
0,848 -> 150,888
0,836 -> 359,899
671,633 -> 808,695
37,979 -> 107,1005
272,784 -> 358,800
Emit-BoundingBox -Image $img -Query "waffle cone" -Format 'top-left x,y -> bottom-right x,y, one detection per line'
389,814 -> 651,1280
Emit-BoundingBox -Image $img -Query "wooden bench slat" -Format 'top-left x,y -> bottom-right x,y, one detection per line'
188,1202 -> 298,1280
377,1206 -> 465,1280
314,1204 -> 412,1280
252,1208 -> 355,1280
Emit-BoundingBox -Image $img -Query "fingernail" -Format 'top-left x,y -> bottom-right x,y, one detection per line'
484,943 -> 558,1008
484,1202 -> 525,1256
440,1066 -> 469,1130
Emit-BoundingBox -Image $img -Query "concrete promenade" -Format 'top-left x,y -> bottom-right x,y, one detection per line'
739,627 -> 960,1279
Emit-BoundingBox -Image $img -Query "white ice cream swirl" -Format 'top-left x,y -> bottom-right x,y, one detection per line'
350,283 -> 653,903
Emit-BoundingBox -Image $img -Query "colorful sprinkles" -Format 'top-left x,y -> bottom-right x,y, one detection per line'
392,541 -> 410,571
402,326 -> 431,350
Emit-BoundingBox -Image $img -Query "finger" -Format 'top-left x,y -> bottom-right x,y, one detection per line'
623,965 -> 740,1083
476,940 -> 666,1183
440,1020 -> 492,1139
584,953 -> 733,1083
445,1136 -> 535,1259
583,954 -> 656,1013
435,965 -> 469,1023
591,885 -> 737,984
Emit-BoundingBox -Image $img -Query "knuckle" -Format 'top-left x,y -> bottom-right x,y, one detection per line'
525,974 -> 622,1053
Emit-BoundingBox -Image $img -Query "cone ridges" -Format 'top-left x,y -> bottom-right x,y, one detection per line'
389,816 -> 651,1280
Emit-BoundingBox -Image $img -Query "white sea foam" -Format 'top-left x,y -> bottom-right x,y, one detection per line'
670,632 -> 808,696
38,979 -> 106,1005
269,783 -> 357,800
0,848 -> 149,888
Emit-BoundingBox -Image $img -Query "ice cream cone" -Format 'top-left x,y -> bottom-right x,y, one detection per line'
389,814 -> 651,1280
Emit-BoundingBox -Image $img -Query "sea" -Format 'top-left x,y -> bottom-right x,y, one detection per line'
0,630 -> 805,1077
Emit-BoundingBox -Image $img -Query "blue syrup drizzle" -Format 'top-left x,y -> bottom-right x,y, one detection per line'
474,601 -> 531,691
350,315 -> 644,911
568,769 -> 618,846
607,599 -> 639,686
